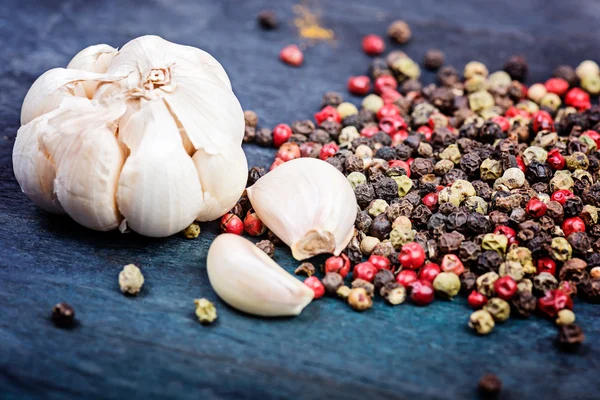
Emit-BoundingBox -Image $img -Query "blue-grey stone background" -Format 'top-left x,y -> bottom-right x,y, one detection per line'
1,0 -> 600,399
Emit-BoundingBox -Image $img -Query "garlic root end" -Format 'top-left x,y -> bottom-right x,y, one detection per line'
291,229 -> 336,261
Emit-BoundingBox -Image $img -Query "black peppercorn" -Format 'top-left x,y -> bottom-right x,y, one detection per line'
255,127 -> 273,146
371,177 -> 398,203
580,278 -> 600,303
320,120 -> 342,141
438,231 -> 465,254
446,210 -> 469,233
553,65 -> 578,87
344,238 -> 363,265
479,121 -> 506,143
442,169 -> 468,186
563,197 -> 583,218
375,146 -> 398,161
52,302 -> 76,328
424,49 -> 445,71
326,156 -> 344,172
291,119 -> 315,136
257,10 -> 278,29
371,214 -> 392,240
459,240 -> 481,265
474,251 -> 503,275
488,211 -> 510,227
256,240 -> 275,258
438,202 -> 458,215
525,161 -> 553,183
374,269 -> 395,292
247,166 -> 267,187
478,374 -> 502,399
460,153 -> 482,177
427,213 -> 448,236
412,204 -> 432,226
503,55 -> 528,82
321,91 -> 343,109
568,231 -> 592,254
243,126 -> 256,143
557,324 -> 585,352
322,272 -> 344,295
354,184 -> 376,208
371,131 -> 392,147
437,65 -> 459,87
460,271 -> 477,294
467,212 -> 491,234
510,290 -> 537,318
355,210 -> 373,233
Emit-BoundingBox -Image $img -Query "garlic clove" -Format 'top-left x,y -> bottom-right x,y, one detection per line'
21,68 -> 120,125
41,99 -> 127,231
247,158 -> 357,260
207,234 -> 314,317
117,99 -> 203,237
12,113 -> 64,214
67,44 -> 118,99
193,145 -> 248,222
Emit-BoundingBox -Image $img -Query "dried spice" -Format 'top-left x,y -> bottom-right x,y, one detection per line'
51,303 -> 76,328
194,298 -> 217,325
295,262 -> 316,277
348,288 -> 373,311
478,374 -> 502,399
256,240 -> 275,258
557,324 -> 585,351
119,264 -> 145,296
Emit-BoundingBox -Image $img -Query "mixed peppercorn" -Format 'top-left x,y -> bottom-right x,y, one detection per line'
235,20 -> 600,350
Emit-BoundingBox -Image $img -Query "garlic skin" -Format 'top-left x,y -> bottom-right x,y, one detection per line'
247,158 -> 357,260
14,36 -> 247,237
67,44 -> 118,99
207,234 -> 314,317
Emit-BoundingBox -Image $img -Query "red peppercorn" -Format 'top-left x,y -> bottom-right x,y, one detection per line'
324,254 -> 351,278
494,276 -> 518,300
491,116 -> 510,132
368,254 -> 391,271
353,262 -> 378,282
269,158 -> 285,170
531,110 -> 555,133
565,87 -> 590,110
380,88 -> 401,104
388,160 -> 410,177
390,130 -> 409,144
516,156 -> 526,172
558,281 -> 577,297
551,190 -> 575,205
272,123 -> 292,148
544,78 -> 569,96
422,192 -> 438,211
374,75 -> 398,94
547,148 -> 565,170
494,225 -> 517,246
526,197 -> 547,218
220,213 -> 244,235
279,44 -> 303,67
396,269 -> 418,287
304,276 -> 325,299
408,280 -> 435,306
347,75 -> 371,95
378,116 -> 406,135
362,34 -> 385,55
440,254 -> 465,275
419,262 -> 441,282
360,125 -> 379,138
314,105 -> 341,126
505,106 -> 531,119
562,217 -> 586,237
537,257 -> 556,275
537,289 -> 573,318
276,142 -> 301,162
398,242 -> 426,270
417,125 -> 433,141
468,290 -> 488,309
582,129 -> 600,148
244,210 -> 266,236
319,142 -> 339,160
376,103 -> 401,120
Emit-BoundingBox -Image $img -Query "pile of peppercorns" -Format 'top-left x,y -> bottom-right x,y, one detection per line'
235,21 -> 600,350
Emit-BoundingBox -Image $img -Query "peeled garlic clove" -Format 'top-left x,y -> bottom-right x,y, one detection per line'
247,158 -> 357,260
12,113 -> 64,214
67,44 -> 118,99
21,68 -> 119,125
193,146 -> 248,222
207,234 -> 314,317
41,99 -> 127,231
117,99 -> 203,237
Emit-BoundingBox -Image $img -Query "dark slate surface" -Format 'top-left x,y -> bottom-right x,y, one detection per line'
2,0 -> 600,399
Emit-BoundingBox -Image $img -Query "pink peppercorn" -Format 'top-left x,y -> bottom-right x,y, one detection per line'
583,129 -> 600,148
376,103 -> 401,120
361,125 -> 379,138
279,44 -> 303,67
319,142 -> 339,160
440,254 -> 465,275
565,88 -> 590,110
272,123 -> 292,148
468,290 -> 488,309
562,217 -> 586,237
368,254 -> 391,271
362,34 -> 385,55
547,149 -> 566,170
491,116 -> 510,132
390,130 -> 408,144
244,210 -> 266,236
551,189 -> 575,205
396,270 -> 418,287
494,225 -> 517,246
398,242 -> 426,270
324,254 -> 351,278
537,257 -> 556,275
494,276 -> 518,300
374,75 -> 398,94
419,263 -> 441,282
314,105 -> 341,125
422,192 -> 438,211
347,76 -> 371,95
380,88 -> 401,104
408,280 -> 435,306
269,158 -> 285,170
353,262 -> 378,282
531,110 -> 555,133
220,213 -> 244,235
417,125 -> 433,141
304,276 -> 325,299
538,290 -> 573,317
388,160 -> 410,177
276,142 -> 301,162
544,78 -> 569,96
505,106 -> 531,119
526,197 -> 547,218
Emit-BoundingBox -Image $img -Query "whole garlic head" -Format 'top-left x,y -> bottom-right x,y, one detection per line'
13,35 -> 247,237
247,158 -> 358,260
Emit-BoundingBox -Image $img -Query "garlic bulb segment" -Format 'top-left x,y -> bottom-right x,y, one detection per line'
102,35 -> 243,154
117,99 -> 203,237
41,99 -> 127,231
67,44 -> 118,99
21,68 -> 120,125
247,158 -> 358,260
207,234 -> 314,317
193,146 -> 248,222
12,113 -> 64,214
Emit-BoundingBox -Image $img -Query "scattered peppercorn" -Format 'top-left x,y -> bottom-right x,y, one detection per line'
182,223 -> 202,239
478,374 -> 502,399
295,262 -> 316,277
257,10 -> 278,30
557,324 -> 585,351
424,49 -> 445,71
119,264 -> 145,296
387,20 -> 411,44
194,298 -> 217,325
51,302 -> 76,328
348,288 -> 373,311
256,240 -> 275,258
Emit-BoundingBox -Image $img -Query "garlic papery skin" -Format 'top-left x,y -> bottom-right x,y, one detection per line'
67,44 -> 118,99
207,234 -> 314,317
193,146 -> 248,222
246,158 -> 358,260
20,68 -> 119,125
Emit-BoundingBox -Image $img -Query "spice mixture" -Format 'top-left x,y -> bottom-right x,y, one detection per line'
239,19 -> 600,348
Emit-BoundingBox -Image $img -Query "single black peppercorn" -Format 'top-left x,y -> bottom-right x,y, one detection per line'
438,231 -> 465,254
503,55 -> 528,82
322,272 -> 344,295
460,153 -> 482,177
375,146 -> 398,161
553,65 -> 578,87
442,168 -> 468,186
475,251 -> 503,275
467,212 -> 491,234
371,131 -> 392,147
291,119 -> 315,136
371,214 -> 392,240
354,183 -> 376,209
321,91 -> 344,109
321,120 -> 342,141
412,204 -> 432,226
374,269 -> 395,292
580,278 -> 600,303
437,65 -> 459,87
52,302 -> 76,328
459,241 -> 481,265
557,324 -> 585,352
446,210 -> 469,233
256,240 -> 275,258
428,213 -> 448,236
255,128 -> 273,146
563,197 -> 583,218
460,271 -> 477,294
424,49 -> 445,71
247,166 -> 267,187
479,121 -> 506,143
510,290 -> 537,318
478,374 -> 502,399
257,10 -> 278,29
525,161 -> 553,183
372,177 -> 399,203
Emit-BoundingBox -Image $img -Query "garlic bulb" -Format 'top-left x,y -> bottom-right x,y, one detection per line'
207,234 -> 314,316
13,35 -> 247,237
247,158 -> 357,260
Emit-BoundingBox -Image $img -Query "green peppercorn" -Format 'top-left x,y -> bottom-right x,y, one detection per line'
389,224 -> 415,249
533,272 -> 558,295
487,71 -> 511,92
556,309 -> 576,326
581,205 -> 598,226
517,99 -> 539,113
433,272 -> 461,299
469,309 -> 495,335
581,74 -> 600,95
482,233 -> 508,254
549,173 -> 574,192
522,146 -> 548,165
438,187 -> 462,207
392,175 -> 413,197
517,278 -> 533,293
484,298 -> 510,322
551,237 -> 572,262
465,75 -> 487,93
439,144 -> 462,164
368,199 -> 389,217
194,298 -> 217,325
468,90 -> 495,112
382,283 -> 407,305
337,285 -> 352,299
347,171 -> 367,189
565,152 -> 589,171
392,57 -> 421,81
533,130 -> 559,149
477,272 -> 499,297
579,134 -> 597,152
502,167 -> 525,189
451,180 -> 476,199
337,102 -> 358,119
576,60 -> 600,79
182,222 -> 201,239
499,261 -> 524,281
339,126 -> 360,147
464,61 -> 489,79
506,247 -> 535,275
360,236 -> 380,255
479,107 -> 503,120
540,92 -> 561,111
464,196 -> 488,214
480,159 -> 503,181
435,159 -> 455,176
